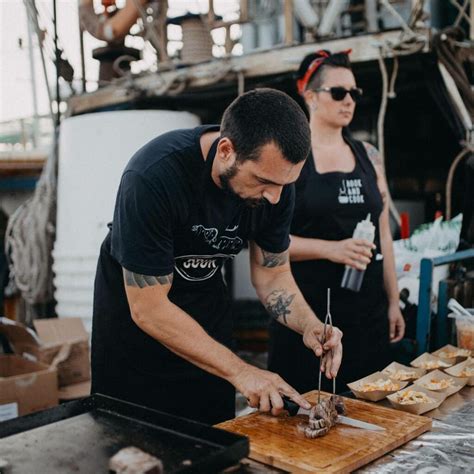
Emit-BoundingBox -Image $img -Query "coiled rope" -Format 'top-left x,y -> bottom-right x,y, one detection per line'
5,135 -> 57,306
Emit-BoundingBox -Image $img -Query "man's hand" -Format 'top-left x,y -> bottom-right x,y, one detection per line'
388,303 -> 405,342
302,320 -> 343,379
228,364 -> 311,416
328,238 -> 374,270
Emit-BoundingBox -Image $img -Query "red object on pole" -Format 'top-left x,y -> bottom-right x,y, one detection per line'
400,212 -> 410,239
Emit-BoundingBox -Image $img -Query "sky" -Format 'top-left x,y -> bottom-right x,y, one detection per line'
0,0 -> 240,123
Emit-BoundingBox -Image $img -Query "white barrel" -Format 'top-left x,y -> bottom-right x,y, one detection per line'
53,110 -> 201,330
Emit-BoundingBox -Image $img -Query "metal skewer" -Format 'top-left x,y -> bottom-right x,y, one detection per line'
318,288 -> 335,404
318,357 -> 323,404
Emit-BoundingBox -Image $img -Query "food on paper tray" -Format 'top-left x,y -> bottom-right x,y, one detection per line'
417,359 -> 451,370
460,366 -> 474,377
419,378 -> 453,390
395,390 -> 435,405
297,395 -> 346,439
359,379 -> 400,392
437,348 -> 471,359
384,368 -> 419,381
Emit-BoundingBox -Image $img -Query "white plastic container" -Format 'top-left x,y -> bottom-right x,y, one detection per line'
53,110 -> 201,330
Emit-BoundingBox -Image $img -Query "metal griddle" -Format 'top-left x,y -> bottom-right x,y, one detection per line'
0,394 -> 249,473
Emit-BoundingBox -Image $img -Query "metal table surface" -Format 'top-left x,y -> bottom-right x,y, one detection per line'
359,386 -> 474,473
227,387 -> 474,473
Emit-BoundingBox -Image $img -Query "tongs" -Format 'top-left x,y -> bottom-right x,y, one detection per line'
255,295 -> 335,417
318,288 -> 335,404
282,287 -> 386,431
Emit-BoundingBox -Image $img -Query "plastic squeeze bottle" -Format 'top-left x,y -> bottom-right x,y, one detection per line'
340,213 -> 375,292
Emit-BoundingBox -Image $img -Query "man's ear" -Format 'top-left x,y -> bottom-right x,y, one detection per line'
216,137 -> 236,164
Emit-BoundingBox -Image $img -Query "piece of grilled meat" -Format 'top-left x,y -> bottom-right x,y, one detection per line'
297,395 -> 346,438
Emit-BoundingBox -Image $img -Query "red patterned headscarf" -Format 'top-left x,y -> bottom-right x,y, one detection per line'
296,49 -> 352,95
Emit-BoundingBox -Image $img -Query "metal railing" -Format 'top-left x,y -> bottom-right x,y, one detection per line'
0,116 -> 54,154
416,249 -> 474,354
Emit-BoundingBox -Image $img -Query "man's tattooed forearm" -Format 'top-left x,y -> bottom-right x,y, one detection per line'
261,249 -> 288,268
124,269 -> 173,288
264,288 -> 295,324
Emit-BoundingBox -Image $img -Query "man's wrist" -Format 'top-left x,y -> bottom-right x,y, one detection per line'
301,315 -> 324,335
224,357 -> 249,384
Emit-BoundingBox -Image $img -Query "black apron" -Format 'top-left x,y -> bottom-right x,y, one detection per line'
268,135 -> 390,393
92,126 -> 295,425
92,233 -> 235,425
92,137 -> 237,425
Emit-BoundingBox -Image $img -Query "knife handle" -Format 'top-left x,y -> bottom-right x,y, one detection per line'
282,396 -> 300,416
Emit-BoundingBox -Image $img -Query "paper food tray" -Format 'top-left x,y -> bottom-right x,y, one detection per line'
347,372 -> 408,402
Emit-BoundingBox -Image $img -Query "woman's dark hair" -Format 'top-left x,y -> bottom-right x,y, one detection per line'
297,50 -> 352,92
220,88 -> 311,164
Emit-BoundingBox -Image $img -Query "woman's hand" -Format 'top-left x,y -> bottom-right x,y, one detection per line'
327,239 -> 375,270
388,303 -> 405,342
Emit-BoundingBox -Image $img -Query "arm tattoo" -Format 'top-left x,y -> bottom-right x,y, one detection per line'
261,249 -> 289,268
363,142 -> 383,168
123,269 -> 173,288
264,288 -> 295,324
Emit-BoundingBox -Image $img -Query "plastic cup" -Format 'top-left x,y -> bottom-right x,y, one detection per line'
450,309 -> 474,351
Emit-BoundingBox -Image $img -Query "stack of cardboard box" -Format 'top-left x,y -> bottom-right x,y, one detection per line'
0,317 -> 90,421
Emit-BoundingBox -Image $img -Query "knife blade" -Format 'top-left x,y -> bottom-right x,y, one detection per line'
282,397 -> 385,432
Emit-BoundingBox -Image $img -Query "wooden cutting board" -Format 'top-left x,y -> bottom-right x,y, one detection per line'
217,390 -> 432,473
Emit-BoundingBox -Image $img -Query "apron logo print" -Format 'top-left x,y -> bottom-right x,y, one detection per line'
191,224 -> 243,252
174,254 -> 234,281
338,179 -> 365,204
183,258 -> 217,269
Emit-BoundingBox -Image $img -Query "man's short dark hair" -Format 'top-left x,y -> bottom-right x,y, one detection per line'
220,88 -> 310,164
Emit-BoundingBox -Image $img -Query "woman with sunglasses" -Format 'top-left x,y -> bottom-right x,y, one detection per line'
268,50 -> 405,393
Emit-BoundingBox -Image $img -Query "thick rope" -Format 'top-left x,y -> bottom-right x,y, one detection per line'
5,136 -> 57,306
7,0 -> 57,311
374,0 -> 428,227
446,143 -> 474,219
377,48 -> 401,226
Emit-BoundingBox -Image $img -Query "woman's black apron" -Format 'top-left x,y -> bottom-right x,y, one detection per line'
268,135 -> 390,393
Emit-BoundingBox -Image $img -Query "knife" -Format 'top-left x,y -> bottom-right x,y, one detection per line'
282,397 -> 385,432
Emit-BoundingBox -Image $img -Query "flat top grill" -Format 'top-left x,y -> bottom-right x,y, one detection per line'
0,394 -> 249,474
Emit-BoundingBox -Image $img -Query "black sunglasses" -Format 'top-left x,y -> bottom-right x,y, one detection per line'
314,87 -> 363,102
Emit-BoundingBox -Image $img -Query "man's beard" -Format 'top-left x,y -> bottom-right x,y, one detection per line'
219,163 -> 266,208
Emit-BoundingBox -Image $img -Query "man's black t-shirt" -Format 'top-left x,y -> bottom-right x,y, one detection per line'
92,125 -> 295,394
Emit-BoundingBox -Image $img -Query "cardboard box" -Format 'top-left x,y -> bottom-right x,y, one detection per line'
0,354 -> 58,421
58,380 -> 91,401
0,317 -> 90,387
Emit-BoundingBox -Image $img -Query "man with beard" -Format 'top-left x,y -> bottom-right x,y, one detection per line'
91,88 -> 343,424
